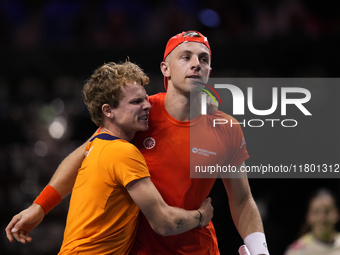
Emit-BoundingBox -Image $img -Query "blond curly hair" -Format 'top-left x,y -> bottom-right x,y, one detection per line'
83,61 -> 149,126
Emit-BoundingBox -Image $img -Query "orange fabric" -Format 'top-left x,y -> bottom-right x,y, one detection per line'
33,185 -> 62,215
58,133 -> 150,255
131,93 -> 249,255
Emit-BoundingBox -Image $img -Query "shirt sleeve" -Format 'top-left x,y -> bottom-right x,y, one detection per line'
224,116 -> 249,167
98,141 -> 151,187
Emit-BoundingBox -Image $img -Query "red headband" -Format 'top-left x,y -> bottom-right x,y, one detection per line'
163,31 -> 211,90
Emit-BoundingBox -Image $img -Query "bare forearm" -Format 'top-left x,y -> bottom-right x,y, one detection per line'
127,178 -> 213,236
48,141 -> 87,198
222,163 -> 264,239
152,207 -> 201,236
230,194 -> 264,239
233,198 -> 270,255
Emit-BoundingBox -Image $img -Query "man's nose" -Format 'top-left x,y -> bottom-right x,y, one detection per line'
191,56 -> 201,71
144,99 -> 152,110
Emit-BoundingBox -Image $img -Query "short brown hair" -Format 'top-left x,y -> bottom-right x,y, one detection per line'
83,61 -> 149,126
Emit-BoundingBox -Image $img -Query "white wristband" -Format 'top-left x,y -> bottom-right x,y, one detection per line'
244,232 -> 269,255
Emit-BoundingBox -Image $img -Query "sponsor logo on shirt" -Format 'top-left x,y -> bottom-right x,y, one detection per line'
143,137 -> 156,149
191,147 -> 216,157
240,137 -> 246,149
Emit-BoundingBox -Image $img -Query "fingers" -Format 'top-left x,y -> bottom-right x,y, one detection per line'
12,229 -> 24,244
203,197 -> 213,209
12,229 -> 31,244
12,229 -> 32,244
208,197 -> 213,211
202,197 -> 212,204
5,216 -> 20,242
5,214 -> 32,244
25,236 -> 33,243
20,230 -> 32,243
198,197 -> 214,228
5,229 -> 14,243
238,245 -> 251,255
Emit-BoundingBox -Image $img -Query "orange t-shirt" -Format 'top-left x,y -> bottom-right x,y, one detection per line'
130,93 -> 249,255
58,133 -> 150,255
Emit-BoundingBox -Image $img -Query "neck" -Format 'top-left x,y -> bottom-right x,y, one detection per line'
313,230 -> 336,244
164,87 -> 201,121
100,126 -> 134,142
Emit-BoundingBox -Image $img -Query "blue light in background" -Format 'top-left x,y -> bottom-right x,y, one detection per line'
198,9 -> 220,28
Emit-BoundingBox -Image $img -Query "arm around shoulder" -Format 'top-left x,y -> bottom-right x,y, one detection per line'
48,139 -> 88,198
126,177 -> 214,236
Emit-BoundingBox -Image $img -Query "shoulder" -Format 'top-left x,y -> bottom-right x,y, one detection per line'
207,110 -> 245,135
102,140 -> 143,159
211,110 -> 240,122
148,92 -> 166,104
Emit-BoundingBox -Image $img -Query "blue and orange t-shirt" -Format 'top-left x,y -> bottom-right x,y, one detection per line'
58,133 -> 150,255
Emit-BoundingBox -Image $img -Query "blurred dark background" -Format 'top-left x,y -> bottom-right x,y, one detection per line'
1,0 -> 339,254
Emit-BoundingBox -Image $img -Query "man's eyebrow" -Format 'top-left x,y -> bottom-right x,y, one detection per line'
128,97 -> 142,103
177,50 -> 193,56
199,52 -> 209,57
129,94 -> 147,101
177,50 -> 209,57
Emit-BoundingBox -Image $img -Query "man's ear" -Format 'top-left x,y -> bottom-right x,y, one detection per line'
160,61 -> 170,77
102,104 -> 114,118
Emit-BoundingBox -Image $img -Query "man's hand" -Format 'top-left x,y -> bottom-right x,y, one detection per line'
197,197 -> 214,227
5,203 -> 45,244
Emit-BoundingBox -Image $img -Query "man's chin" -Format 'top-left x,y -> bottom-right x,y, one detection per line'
190,78 -> 205,88
189,85 -> 203,96
138,125 -> 149,132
